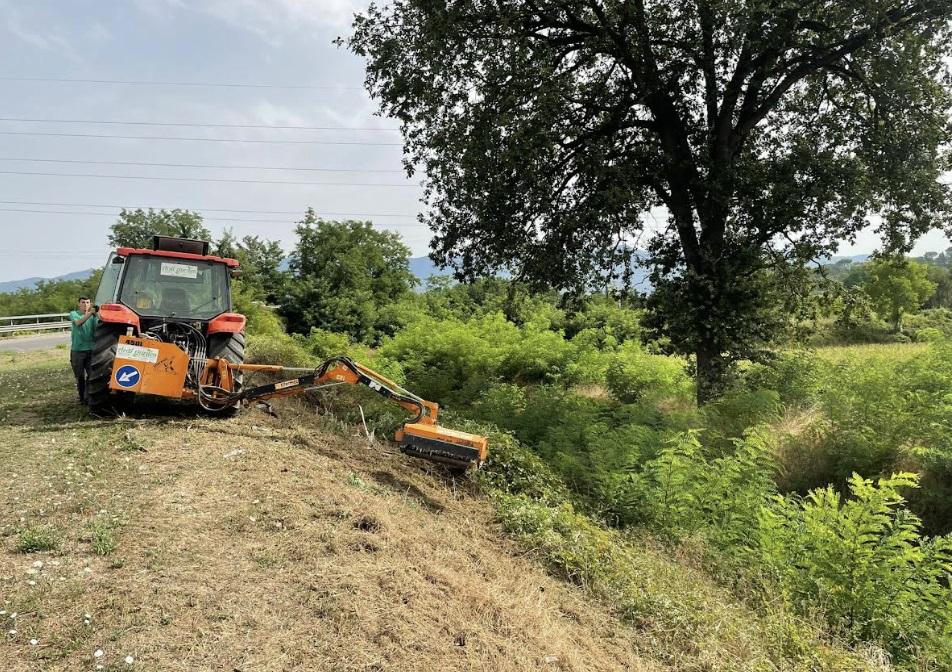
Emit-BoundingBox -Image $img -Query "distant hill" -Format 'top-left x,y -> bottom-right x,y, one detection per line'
409,256 -> 451,284
0,268 -> 96,294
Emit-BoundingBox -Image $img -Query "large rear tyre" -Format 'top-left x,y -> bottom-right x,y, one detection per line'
206,331 -> 245,416
87,323 -> 132,416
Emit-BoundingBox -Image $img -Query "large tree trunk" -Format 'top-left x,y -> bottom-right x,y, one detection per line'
695,342 -> 728,406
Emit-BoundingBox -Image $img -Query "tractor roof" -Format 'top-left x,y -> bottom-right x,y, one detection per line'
116,247 -> 240,268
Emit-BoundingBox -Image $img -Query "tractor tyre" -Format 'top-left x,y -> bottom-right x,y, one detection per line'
86,323 -> 132,416
206,331 -> 245,415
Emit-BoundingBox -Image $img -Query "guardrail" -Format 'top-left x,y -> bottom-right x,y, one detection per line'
0,313 -> 71,335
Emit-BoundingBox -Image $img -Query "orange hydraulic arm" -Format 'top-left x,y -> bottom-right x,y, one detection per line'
199,356 -> 487,468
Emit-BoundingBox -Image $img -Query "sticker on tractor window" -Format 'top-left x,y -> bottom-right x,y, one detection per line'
116,343 -> 160,364
159,262 -> 198,279
115,365 -> 141,388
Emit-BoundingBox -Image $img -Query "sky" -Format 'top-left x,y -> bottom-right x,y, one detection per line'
0,0 -> 947,282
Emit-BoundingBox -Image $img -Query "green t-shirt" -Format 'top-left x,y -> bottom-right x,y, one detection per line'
69,310 -> 98,352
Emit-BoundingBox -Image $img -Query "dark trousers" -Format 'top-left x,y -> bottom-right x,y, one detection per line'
70,349 -> 92,403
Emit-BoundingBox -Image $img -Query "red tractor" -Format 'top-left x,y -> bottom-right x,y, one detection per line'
89,236 -> 245,414
88,236 -> 488,470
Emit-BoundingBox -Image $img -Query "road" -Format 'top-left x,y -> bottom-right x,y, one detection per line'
0,331 -> 70,352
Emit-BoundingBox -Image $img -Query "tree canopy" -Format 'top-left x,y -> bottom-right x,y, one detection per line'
346,0 -> 952,399
108,209 -> 212,249
864,257 -> 936,331
279,210 -> 417,342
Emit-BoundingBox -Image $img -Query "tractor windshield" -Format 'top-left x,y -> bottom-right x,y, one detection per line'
118,254 -> 230,320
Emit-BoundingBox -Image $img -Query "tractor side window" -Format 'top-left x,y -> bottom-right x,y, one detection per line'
94,254 -> 123,305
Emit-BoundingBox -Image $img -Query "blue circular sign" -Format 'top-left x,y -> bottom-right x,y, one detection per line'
115,364 -> 141,388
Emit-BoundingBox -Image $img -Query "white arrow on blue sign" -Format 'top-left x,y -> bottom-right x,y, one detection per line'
115,364 -> 141,388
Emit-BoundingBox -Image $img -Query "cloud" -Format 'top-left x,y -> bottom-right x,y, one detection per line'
138,0 -> 365,41
206,0 -> 366,31
0,0 -> 82,62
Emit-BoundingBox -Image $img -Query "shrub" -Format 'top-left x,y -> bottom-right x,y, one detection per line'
246,333 -> 317,367
619,429 -> 776,552
758,473 -> 952,667
299,327 -> 351,359
741,351 -> 824,407
604,342 -> 693,404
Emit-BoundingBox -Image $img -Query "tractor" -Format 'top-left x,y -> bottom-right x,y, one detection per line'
87,236 -> 487,470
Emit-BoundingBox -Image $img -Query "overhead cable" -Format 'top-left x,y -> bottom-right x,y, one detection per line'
0,76 -> 362,90
0,116 -> 398,132
0,157 -> 404,173
0,200 -> 417,218
0,206 -> 425,226
0,130 -> 403,146
0,169 -> 418,187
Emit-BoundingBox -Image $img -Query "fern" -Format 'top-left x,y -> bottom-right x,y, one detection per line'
758,473 -> 952,667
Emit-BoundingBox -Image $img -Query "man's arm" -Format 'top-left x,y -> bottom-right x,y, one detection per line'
72,310 -> 95,327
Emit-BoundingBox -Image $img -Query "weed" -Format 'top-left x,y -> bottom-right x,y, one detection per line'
15,524 -> 60,553
87,519 -> 118,556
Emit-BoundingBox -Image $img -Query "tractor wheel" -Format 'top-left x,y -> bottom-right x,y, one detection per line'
87,323 -> 132,416
206,331 -> 245,415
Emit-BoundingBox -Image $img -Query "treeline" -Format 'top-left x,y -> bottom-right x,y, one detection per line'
0,271 -> 103,317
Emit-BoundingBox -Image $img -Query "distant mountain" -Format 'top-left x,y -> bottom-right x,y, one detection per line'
0,268 -> 96,294
409,256 -> 451,284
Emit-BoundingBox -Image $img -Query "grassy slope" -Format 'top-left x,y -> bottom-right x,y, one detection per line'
0,348 -> 880,671
0,348 -> 651,672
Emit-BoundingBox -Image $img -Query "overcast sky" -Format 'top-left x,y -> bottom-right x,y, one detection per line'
0,0 -> 948,282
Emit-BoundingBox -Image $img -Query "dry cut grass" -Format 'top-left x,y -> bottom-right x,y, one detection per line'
0,349 -> 656,672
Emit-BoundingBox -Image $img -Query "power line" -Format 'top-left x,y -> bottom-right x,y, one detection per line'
0,200 -> 419,218
0,170 -> 419,187
0,157 -> 404,174
0,206 -> 426,226
0,116 -> 398,132
0,76 -> 363,90
0,130 -> 403,146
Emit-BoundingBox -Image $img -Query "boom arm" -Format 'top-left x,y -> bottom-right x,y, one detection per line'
199,356 -> 487,468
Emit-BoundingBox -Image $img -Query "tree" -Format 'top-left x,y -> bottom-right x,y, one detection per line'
346,1 -> 952,401
863,258 -> 936,331
213,229 -> 287,302
109,209 -> 212,248
234,235 -> 286,302
279,210 -> 417,342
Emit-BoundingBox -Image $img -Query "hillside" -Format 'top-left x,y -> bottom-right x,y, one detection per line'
0,348 -> 652,671
0,270 -> 97,295
0,347 -> 893,671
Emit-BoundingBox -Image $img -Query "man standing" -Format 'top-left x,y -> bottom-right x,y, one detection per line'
69,297 -> 98,404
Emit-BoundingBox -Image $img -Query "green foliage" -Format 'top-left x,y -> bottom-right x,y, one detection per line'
621,429 -> 777,552
604,341 -> 693,404
231,282 -> 284,337
759,474 -> 952,666
246,333 -> 317,368
280,211 -> 417,343
216,231 -> 286,303
741,351 -> 824,407
904,308 -> 952,341
108,208 -> 211,248
347,0 -> 952,400
298,327 -> 351,359
15,524 -> 60,553
862,258 -> 936,332
0,270 -> 103,317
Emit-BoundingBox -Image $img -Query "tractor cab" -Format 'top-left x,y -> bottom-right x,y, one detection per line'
87,236 -> 247,414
